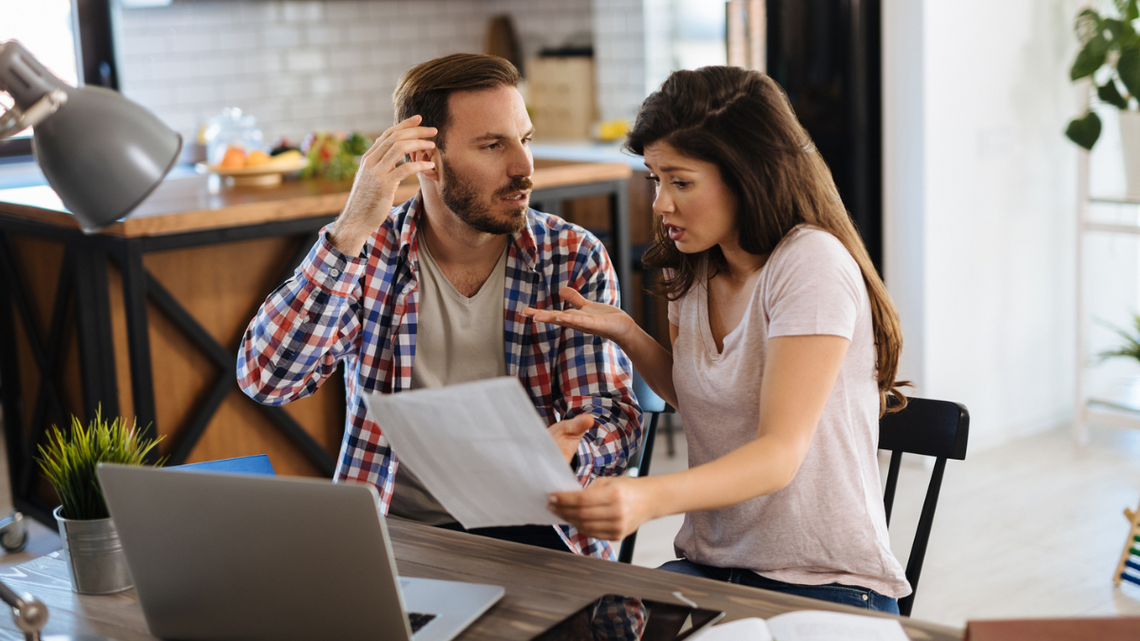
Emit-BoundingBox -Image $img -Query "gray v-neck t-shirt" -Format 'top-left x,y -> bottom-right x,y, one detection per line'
387,236 -> 508,525
668,226 -> 909,597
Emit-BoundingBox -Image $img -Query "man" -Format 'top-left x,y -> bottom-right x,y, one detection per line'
237,53 -> 641,560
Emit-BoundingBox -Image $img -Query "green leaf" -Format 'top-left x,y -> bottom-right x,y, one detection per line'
1103,18 -> 1130,46
1072,35 -> 1110,80
1099,80 -> 1130,108
1120,47 -> 1140,100
1066,111 -> 1102,150
1076,8 -> 1103,44
1117,0 -> 1140,22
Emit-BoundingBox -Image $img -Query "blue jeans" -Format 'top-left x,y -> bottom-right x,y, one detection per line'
659,559 -> 900,615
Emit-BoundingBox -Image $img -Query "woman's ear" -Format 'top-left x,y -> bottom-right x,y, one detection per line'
411,148 -> 440,181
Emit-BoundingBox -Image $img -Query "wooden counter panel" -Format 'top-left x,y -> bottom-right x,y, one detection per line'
139,236 -> 345,475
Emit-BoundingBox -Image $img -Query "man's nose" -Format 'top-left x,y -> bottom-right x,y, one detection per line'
508,142 -> 533,179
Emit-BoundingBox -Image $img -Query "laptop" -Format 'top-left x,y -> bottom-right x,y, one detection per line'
96,464 -> 504,641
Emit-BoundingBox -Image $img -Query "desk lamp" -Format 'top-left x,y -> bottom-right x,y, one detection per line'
0,40 -> 181,233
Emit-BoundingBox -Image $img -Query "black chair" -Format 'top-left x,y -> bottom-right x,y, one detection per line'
617,369 -> 674,564
880,397 -> 969,617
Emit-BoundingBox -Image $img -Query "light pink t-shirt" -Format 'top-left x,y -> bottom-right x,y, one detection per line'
667,225 -> 910,598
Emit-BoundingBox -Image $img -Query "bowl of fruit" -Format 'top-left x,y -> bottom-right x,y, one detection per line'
196,146 -> 309,187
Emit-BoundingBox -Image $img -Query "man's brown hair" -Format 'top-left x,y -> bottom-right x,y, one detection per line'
393,53 -> 520,148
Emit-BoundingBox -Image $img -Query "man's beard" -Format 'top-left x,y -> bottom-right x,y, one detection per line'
439,156 -> 531,235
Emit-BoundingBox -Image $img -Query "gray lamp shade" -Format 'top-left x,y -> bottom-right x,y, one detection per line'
34,85 -> 182,233
0,40 -> 181,233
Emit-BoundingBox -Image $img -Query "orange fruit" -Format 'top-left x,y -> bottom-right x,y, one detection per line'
218,146 -> 246,169
246,150 -> 271,167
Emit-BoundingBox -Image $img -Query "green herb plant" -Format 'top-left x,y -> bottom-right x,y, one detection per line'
1099,313 -> 1140,364
36,408 -> 165,521
1066,0 -> 1140,150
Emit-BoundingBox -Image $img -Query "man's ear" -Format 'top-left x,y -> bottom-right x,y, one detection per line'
411,148 -> 440,181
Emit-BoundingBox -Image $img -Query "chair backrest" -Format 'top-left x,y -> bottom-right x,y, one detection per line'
879,397 -> 969,617
171,454 -> 276,476
618,369 -> 674,564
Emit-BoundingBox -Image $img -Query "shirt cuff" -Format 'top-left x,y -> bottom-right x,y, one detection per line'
300,230 -> 367,297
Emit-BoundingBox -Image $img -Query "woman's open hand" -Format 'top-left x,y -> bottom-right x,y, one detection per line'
523,286 -> 637,345
548,476 -> 654,541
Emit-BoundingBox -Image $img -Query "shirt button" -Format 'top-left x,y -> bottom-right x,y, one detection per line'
329,267 -> 341,277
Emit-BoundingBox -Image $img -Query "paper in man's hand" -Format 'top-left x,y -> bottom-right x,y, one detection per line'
362,377 -> 582,528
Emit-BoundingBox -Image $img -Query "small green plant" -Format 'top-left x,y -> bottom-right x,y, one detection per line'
36,408 -> 165,520
1099,313 -> 1140,364
1066,0 -> 1140,150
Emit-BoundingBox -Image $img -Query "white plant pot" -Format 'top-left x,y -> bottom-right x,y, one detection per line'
1119,110 -> 1140,200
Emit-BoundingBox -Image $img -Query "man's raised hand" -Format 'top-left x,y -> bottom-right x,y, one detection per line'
327,115 -> 437,256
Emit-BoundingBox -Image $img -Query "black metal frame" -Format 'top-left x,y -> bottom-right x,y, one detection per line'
0,178 -> 631,528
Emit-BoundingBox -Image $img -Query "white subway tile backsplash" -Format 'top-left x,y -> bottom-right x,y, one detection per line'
234,2 -> 281,24
263,25 -> 303,49
174,80 -> 221,106
239,50 -> 285,76
324,2 -> 365,21
303,25 -> 343,47
282,1 -> 324,24
286,47 -> 326,72
117,0 -> 644,144
346,23 -> 383,44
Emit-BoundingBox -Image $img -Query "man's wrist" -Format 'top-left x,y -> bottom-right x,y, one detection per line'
327,215 -> 372,257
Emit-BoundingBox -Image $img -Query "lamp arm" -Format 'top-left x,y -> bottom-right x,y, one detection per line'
0,88 -> 67,140
0,579 -> 47,641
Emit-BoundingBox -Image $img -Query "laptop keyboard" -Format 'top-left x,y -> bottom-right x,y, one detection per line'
408,612 -> 436,633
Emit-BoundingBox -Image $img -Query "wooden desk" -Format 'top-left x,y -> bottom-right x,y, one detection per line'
0,161 -> 631,526
0,519 -> 963,640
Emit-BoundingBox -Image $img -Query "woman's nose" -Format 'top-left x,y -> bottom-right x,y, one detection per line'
652,190 -> 673,216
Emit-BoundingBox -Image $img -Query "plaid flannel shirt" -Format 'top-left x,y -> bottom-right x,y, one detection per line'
238,194 -> 642,559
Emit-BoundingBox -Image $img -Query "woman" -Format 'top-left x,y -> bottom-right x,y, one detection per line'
524,66 -> 912,613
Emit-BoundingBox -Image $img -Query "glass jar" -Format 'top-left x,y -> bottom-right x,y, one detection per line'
202,107 -> 264,165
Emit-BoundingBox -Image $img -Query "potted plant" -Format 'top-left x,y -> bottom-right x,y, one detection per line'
36,408 -> 164,594
1100,313 -> 1140,363
1065,0 -> 1140,194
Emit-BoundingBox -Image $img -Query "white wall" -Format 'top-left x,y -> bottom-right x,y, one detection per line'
883,0 -> 1081,449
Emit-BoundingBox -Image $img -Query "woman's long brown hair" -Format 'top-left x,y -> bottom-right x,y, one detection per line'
628,66 -> 909,415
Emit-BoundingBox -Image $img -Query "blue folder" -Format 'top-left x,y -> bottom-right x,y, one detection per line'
171,454 -> 276,476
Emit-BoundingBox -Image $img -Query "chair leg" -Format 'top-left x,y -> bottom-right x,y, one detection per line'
618,530 -> 638,564
898,457 -> 948,617
618,413 -> 660,564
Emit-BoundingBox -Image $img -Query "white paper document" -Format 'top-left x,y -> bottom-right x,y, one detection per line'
361,377 -> 582,529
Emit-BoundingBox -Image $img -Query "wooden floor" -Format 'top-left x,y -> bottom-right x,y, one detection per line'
3,413 -> 1139,628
